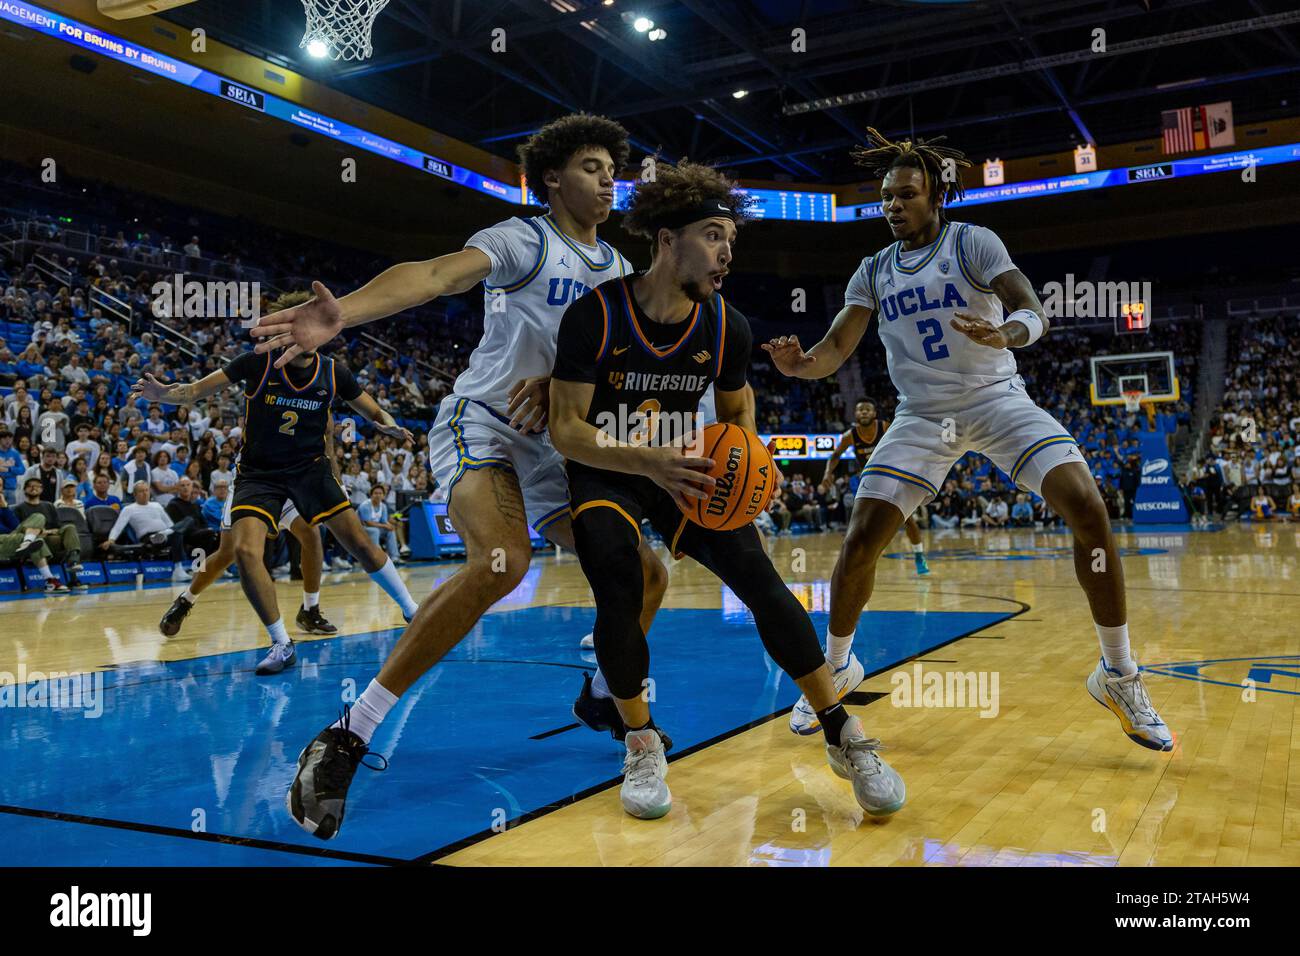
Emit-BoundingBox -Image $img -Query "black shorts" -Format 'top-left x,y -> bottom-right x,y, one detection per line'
230,457 -> 351,535
566,464 -> 758,561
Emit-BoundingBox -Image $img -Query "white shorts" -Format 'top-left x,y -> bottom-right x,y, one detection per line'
426,394 -> 570,534
855,379 -> 1085,515
221,487 -> 299,532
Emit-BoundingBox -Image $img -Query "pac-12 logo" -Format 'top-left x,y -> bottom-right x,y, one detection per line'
1142,655 -> 1300,697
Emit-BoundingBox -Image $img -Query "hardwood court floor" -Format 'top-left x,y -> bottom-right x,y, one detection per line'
1,522 -> 1296,866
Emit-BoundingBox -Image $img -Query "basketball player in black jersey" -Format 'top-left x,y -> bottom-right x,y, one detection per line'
131,326 -> 421,674
546,160 -> 905,820
822,398 -> 929,577
157,293 -> 340,641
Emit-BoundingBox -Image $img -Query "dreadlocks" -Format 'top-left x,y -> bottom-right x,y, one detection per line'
851,127 -> 971,216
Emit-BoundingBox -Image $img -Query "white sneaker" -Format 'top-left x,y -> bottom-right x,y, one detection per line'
790,653 -> 864,735
255,640 -> 297,676
1086,657 -> 1173,751
330,557 -> 351,571
620,728 -> 671,819
171,566 -> 193,582
826,716 -> 906,816
579,632 -> 595,649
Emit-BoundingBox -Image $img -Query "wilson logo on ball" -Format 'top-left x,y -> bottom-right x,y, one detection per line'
706,445 -> 744,518
683,423 -> 776,532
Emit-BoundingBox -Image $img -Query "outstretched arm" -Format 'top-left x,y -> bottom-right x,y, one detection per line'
761,304 -> 874,380
130,369 -> 232,407
344,390 -> 415,446
249,249 -> 492,367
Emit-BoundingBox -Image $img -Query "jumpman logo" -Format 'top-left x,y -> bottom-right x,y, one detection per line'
557,255 -> 570,269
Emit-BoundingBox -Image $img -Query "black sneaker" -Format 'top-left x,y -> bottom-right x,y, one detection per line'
159,594 -> 194,637
296,604 -> 338,635
572,672 -> 673,752
286,709 -> 386,840
66,570 -> 88,593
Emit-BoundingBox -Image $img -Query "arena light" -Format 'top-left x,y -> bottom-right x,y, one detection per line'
633,16 -> 653,32
648,27 -> 667,41
306,38 -> 329,58
732,89 -> 748,99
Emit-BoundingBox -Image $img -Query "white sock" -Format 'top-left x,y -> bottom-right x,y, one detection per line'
37,564 -> 54,580
303,590 -> 320,609
591,668 -> 612,699
826,627 -> 856,669
1096,623 -> 1137,676
369,558 -> 419,619
333,679 -> 398,745
266,618 -> 290,645
181,588 -> 197,603
911,542 -> 924,553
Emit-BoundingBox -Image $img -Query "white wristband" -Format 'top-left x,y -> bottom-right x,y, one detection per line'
1006,309 -> 1044,347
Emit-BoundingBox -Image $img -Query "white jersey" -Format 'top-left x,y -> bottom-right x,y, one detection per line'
846,221 -> 1019,414
456,214 -> 633,414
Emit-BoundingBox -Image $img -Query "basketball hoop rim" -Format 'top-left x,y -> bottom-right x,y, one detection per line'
1122,390 -> 1145,413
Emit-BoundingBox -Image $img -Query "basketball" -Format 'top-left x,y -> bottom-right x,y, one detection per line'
681,423 -> 776,531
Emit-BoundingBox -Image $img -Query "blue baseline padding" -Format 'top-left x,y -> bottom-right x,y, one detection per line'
0,603 -> 1012,865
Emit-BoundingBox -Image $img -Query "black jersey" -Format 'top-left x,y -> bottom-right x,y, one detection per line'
552,274 -> 751,467
849,420 -> 887,462
223,350 -> 361,472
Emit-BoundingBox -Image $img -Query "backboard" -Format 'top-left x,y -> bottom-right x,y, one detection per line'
1089,350 -> 1179,406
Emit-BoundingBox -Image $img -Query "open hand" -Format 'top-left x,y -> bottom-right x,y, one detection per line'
248,280 -> 345,368
507,375 -> 550,433
760,335 -> 818,378
949,311 -> 1010,349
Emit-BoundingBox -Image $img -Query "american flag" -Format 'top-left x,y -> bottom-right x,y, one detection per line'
1162,106 -> 1206,154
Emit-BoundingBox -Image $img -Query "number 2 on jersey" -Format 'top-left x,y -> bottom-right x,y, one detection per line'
916,318 -> 950,361
279,411 -> 298,435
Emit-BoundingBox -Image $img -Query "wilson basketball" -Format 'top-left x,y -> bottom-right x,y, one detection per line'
681,423 -> 776,531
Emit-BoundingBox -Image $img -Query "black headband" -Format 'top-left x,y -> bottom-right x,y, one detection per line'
650,201 -> 738,234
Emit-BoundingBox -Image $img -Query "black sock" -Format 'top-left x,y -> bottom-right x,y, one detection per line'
817,702 -> 850,746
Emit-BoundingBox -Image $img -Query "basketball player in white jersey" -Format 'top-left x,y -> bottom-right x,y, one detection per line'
249,114 -> 670,839
764,128 -> 1172,752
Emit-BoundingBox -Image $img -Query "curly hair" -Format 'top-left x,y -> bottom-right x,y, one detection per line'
851,126 -> 971,214
518,114 -> 631,206
268,290 -> 311,313
622,158 -> 753,250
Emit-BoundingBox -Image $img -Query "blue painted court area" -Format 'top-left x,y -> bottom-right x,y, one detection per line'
0,603 -> 1013,865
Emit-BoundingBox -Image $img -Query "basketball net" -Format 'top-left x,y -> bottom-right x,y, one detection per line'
1121,389 -> 1144,414
300,0 -> 389,61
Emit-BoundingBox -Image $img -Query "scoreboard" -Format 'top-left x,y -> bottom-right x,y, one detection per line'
760,433 -> 852,460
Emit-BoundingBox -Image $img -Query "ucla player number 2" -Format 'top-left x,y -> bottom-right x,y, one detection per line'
916,318 -> 949,361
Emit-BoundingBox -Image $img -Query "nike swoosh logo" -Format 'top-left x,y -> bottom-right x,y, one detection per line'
612,345 -> 630,355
